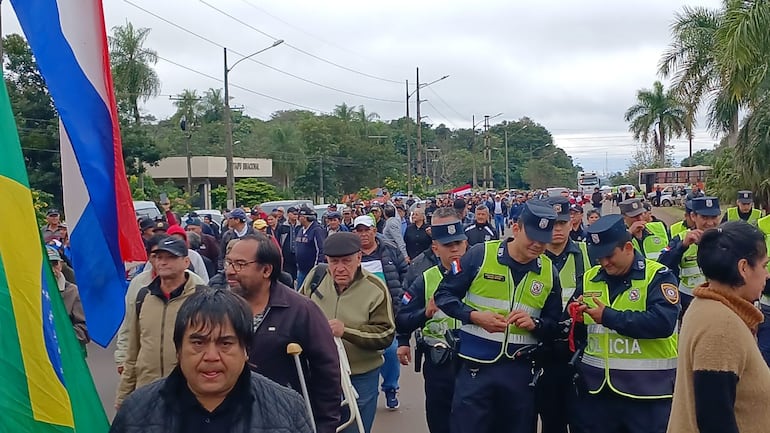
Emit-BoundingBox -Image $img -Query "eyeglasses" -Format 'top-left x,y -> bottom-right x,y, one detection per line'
224,259 -> 258,272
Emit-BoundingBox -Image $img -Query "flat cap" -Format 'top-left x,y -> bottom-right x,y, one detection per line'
324,232 -> 361,257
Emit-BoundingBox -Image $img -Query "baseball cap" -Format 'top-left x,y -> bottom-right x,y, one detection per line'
229,208 -> 248,221
287,206 -> 299,214
185,217 -> 202,227
154,221 -> 168,232
691,197 -> 721,216
298,205 -> 316,216
166,224 -> 187,240
154,237 -> 188,257
353,215 -> 375,228
327,211 -> 342,219
324,232 -> 362,257
453,198 -> 466,211
586,214 -> 628,262
619,199 -> 645,218
518,200 -> 557,243
431,221 -> 467,245
46,209 -> 60,216
737,190 -> 753,204
139,217 -> 155,231
253,219 -> 267,230
547,197 -> 571,222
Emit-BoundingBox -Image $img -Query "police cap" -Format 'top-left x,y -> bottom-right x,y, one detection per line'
586,214 -> 628,262
519,200 -> 557,243
619,198 -> 645,217
431,220 -> 467,245
324,232 -> 361,257
737,190 -> 753,204
546,197 -> 571,222
691,197 -> 720,216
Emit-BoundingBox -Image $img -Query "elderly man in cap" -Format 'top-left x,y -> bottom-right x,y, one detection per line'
434,200 -> 564,433
723,190 -> 762,225
619,198 -> 669,261
185,216 -> 220,265
658,196 -> 721,315
326,211 -> 349,235
301,232 -> 395,433
570,214 -> 680,433
396,207 -> 468,433
42,208 -> 66,242
295,205 -> 326,287
218,208 -> 255,270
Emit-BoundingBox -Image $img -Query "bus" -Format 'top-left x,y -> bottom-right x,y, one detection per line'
577,171 -> 600,196
637,165 -> 712,195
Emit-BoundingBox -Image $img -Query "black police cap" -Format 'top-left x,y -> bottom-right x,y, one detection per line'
586,214 -> 628,262
519,200 -> 557,243
546,197 -> 571,222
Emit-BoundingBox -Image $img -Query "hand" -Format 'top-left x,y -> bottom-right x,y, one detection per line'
328,319 -> 345,337
628,221 -> 646,239
683,229 -> 704,247
584,297 -> 606,324
425,297 -> 439,319
507,310 -> 536,331
160,202 -> 171,212
470,310 -> 508,333
396,346 -> 412,366
117,365 -> 124,376
405,256 -> 411,265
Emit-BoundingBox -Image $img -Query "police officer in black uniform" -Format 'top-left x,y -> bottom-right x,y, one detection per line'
396,208 -> 468,433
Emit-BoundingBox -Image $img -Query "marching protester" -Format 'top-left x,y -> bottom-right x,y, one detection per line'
326,211 -> 349,235
668,221 -> 770,433
184,217 -> 220,266
405,207 -> 432,261
280,206 -> 301,283
226,234 -> 341,433
41,208 -> 66,242
383,205 -> 408,260
47,246 -> 89,355
295,205 -> 326,287
218,208 -> 255,270
722,190 -> 762,225
110,288 -> 313,433
463,204 -> 498,246
301,232 -> 395,433
166,224 -> 210,283
396,208 -> 468,433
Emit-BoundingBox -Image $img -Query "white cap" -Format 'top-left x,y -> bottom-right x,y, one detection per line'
353,215 -> 375,228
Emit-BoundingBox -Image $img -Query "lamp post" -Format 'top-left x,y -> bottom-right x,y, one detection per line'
405,69 -> 448,193
223,39 -> 283,209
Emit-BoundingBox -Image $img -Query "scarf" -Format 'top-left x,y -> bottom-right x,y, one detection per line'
693,283 -> 764,333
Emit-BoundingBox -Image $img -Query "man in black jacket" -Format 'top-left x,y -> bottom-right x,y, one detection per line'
110,288 -> 313,433
464,204 -> 498,246
227,234 -> 341,433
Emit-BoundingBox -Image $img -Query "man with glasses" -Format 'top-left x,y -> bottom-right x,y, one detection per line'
116,237 -> 205,408
218,208 -> 255,270
227,234 -> 341,433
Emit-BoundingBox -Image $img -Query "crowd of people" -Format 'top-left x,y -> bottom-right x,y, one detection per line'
39,186 -> 770,433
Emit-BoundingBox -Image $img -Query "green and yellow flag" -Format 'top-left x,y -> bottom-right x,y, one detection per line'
0,74 -> 109,431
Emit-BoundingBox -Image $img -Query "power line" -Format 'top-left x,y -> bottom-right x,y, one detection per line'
197,0 -> 403,85
423,100 -> 457,129
123,0 -> 401,103
425,87 -> 465,120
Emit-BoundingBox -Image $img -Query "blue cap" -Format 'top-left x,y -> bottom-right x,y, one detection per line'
519,200 -> 557,243
737,190 -> 753,204
691,197 -> 720,216
326,211 -> 342,219
185,217 -> 202,226
586,214 -> 628,262
684,199 -> 693,212
228,208 -> 248,221
431,221 -> 467,245
546,197 -> 571,222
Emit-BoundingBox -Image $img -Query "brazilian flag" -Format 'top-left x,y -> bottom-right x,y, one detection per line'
0,74 -> 109,431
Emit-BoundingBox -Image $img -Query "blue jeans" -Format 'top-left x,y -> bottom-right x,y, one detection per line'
380,338 -> 400,392
342,367 -> 380,433
296,269 -> 308,289
494,214 -> 505,237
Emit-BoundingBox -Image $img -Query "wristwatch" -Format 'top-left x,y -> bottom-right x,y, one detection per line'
532,317 -> 543,331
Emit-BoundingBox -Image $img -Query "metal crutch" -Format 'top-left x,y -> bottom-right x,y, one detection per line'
287,343 -> 317,433
335,337 -> 365,433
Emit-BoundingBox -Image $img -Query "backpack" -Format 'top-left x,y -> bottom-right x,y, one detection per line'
308,263 -> 328,299
135,286 -> 150,319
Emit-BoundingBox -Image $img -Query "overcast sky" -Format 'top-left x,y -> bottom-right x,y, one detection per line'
2,0 -> 724,176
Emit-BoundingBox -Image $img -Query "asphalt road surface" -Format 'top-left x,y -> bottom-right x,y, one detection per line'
87,203 -> 678,431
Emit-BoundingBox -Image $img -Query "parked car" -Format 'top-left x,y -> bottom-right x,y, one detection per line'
133,200 -> 161,221
182,209 -> 224,228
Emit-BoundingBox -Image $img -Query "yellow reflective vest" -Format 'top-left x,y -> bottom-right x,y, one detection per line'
631,221 -> 669,260
675,231 -> 703,298
726,207 -> 761,225
669,220 -> 687,239
422,265 -> 459,341
581,260 -> 678,399
555,241 -> 590,309
758,216 -> 770,308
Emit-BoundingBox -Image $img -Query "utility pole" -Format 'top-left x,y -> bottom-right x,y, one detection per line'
318,155 -> 324,205
405,79 -> 412,194
223,47 -> 235,209
171,93 -> 202,197
484,115 -> 490,189
416,67 -> 422,177
472,115 -> 478,189
505,129 -> 510,191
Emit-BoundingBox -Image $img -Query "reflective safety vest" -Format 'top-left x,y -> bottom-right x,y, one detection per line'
581,260 -> 678,399
675,232 -> 703,297
459,240 -> 554,363
557,241 -> 590,309
422,265 -> 459,341
669,220 -> 687,239
631,221 -> 669,260
727,206 -> 761,225
758,216 -> 770,308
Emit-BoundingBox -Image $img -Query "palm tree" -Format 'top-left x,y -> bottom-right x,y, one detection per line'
332,102 -> 355,123
173,89 -> 203,126
109,22 -> 160,125
202,88 -> 224,123
624,81 -> 687,164
354,105 -> 379,136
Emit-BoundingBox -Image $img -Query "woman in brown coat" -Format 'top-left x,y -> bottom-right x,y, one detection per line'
668,221 -> 770,433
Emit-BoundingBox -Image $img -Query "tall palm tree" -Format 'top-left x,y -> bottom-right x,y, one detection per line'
173,89 -> 203,125
354,105 -> 379,136
202,88 -> 224,123
332,102 -> 355,123
624,81 -> 687,164
109,22 -> 160,125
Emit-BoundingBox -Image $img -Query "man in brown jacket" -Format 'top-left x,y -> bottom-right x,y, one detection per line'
115,237 -> 204,407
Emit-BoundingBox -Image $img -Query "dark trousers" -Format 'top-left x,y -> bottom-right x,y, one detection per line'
757,308 -> 770,367
535,363 -> 583,433
450,360 -> 535,433
423,358 -> 455,433
573,390 -> 671,433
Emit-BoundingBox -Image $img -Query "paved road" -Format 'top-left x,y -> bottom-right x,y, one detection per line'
88,202 -> 677,431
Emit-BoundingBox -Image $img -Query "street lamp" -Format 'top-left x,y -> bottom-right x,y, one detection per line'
504,124 -> 528,191
404,68 -> 449,194
223,39 -> 284,209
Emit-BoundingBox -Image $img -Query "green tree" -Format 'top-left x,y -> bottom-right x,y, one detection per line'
201,88 -> 225,123
109,22 -> 160,125
680,149 -> 715,167
173,89 -> 203,125
210,178 -> 283,209
624,81 -> 686,164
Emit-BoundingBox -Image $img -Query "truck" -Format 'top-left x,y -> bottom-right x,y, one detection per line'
577,171 -> 600,198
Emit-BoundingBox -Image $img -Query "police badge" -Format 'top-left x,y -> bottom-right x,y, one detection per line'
706,199 -> 713,207
628,288 -> 640,302
591,233 -> 600,244
539,218 -> 548,229
447,224 -> 456,235
553,204 -> 562,213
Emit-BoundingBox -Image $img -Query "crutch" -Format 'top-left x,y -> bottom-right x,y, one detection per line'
335,337 -> 365,433
287,343 -> 317,433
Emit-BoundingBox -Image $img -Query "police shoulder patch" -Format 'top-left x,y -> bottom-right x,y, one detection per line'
661,283 -> 679,304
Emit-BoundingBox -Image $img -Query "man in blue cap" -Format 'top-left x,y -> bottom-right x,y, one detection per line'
537,197 -> 591,433
571,214 -> 680,433
396,207 -> 468,433
658,196 -> 721,313
434,200 -> 563,433
723,190 -> 762,225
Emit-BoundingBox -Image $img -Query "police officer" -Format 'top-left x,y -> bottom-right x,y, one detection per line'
396,208 -> 468,433
658,197 -> 721,313
619,198 -> 669,261
572,214 -> 680,433
722,190 -> 762,225
537,197 -> 591,433
755,214 -> 770,366
434,200 -> 563,433
669,200 -> 693,239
